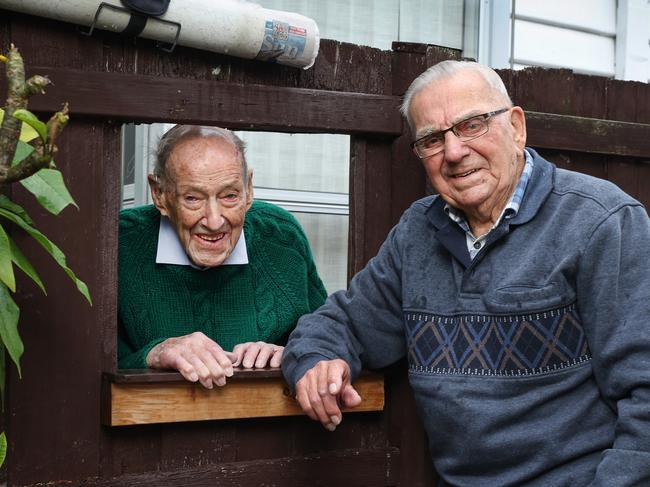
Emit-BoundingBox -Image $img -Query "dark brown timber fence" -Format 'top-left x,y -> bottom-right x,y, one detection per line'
1,8 -> 649,487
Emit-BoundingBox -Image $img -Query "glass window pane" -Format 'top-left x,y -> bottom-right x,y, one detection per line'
255,0 -> 399,50
293,212 -> 348,294
239,130 -> 350,294
238,132 -> 349,193
399,0 -> 464,49
513,20 -> 615,77
255,0 -> 474,52
516,0 -> 616,34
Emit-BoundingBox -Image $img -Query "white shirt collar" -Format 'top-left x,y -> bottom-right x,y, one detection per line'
155,215 -> 249,268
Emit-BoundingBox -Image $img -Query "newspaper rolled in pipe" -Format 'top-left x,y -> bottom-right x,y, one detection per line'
0,0 -> 320,69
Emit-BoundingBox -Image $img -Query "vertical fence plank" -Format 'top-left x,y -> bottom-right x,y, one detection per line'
5,13 -> 115,485
349,137 -> 395,276
605,78 -> 650,208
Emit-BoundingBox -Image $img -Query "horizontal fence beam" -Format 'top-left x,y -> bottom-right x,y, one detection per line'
103,368 -> 384,426
2,68 -> 649,157
79,447 -> 400,487
5,67 -> 403,135
526,111 -> 650,158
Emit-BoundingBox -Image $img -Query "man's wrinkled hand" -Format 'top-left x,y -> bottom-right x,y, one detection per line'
231,341 -> 283,369
295,359 -> 362,432
146,331 -> 236,389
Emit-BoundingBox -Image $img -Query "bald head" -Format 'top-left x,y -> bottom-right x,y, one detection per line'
154,125 -> 248,191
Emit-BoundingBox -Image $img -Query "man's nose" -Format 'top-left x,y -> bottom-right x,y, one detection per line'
202,199 -> 225,230
442,130 -> 470,162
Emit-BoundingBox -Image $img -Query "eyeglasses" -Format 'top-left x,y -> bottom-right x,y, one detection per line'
410,108 -> 510,159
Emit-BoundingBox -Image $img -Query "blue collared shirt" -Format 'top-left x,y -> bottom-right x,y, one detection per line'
445,149 -> 534,259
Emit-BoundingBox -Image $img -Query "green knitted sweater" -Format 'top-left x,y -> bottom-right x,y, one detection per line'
118,200 -> 327,369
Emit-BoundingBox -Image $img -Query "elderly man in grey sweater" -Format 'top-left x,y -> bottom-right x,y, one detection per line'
282,60 -> 650,486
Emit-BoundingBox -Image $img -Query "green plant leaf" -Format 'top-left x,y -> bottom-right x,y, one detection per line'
20,168 -> 78,215
0,208 -> 91,305
0,195 -> 33,225
8,234 -> 45,294
0,345 -> 5,408
0,226 -> 15,293
12,140 -> 34,166
0,108 -> 39,142
0,283 -> 22,377
11,109 -> 47,142
0,431 -> 6,468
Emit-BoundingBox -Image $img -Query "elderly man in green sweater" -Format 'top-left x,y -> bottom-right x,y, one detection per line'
118,125 -> 327,389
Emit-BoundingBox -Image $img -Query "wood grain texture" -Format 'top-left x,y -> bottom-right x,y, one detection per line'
82,447 -> 400,487
105,373 -> 384,426
526,111 -> 650,157
348,137 -> 395,277
109,367 -> 287,382
8,61 -> 648,156
15,66 -> 403,135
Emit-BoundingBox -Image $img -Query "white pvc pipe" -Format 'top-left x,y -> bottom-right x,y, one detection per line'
0,0 -> 320,69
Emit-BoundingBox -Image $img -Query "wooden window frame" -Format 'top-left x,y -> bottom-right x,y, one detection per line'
102,368 -> 385,426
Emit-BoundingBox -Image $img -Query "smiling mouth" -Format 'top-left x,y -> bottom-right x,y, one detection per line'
196,233 -> 226,243
451,168 -> 480,178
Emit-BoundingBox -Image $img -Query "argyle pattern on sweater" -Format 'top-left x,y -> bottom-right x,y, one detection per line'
405,304 -> 591,376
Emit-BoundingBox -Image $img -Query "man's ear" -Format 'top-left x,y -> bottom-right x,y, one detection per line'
148,174 -> 169,216
510,106 -> 527,150
245,169 -> 254,210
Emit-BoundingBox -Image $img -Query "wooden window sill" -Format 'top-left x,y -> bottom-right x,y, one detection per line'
102,368 -> 384,426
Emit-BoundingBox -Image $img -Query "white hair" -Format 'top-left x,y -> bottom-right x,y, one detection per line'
400,60 -> 513,130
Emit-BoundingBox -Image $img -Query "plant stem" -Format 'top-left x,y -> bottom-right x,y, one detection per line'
0,45 -> 24,178
0,45 -> 54,185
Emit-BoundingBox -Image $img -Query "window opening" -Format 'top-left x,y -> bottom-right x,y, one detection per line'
120,126 -> 350,293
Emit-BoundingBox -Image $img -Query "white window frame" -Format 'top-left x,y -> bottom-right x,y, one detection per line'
480,0 -> 650,81
121,124 -> 171,208
477,0 -> 513,68
254,187 -> 348,215
616,0 -> 650,82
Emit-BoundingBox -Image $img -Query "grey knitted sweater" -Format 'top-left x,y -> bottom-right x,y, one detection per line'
283,150 -> 650,486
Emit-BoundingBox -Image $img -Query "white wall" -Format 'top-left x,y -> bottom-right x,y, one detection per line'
512,0 -> 617,77
488,0 -> 650,82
